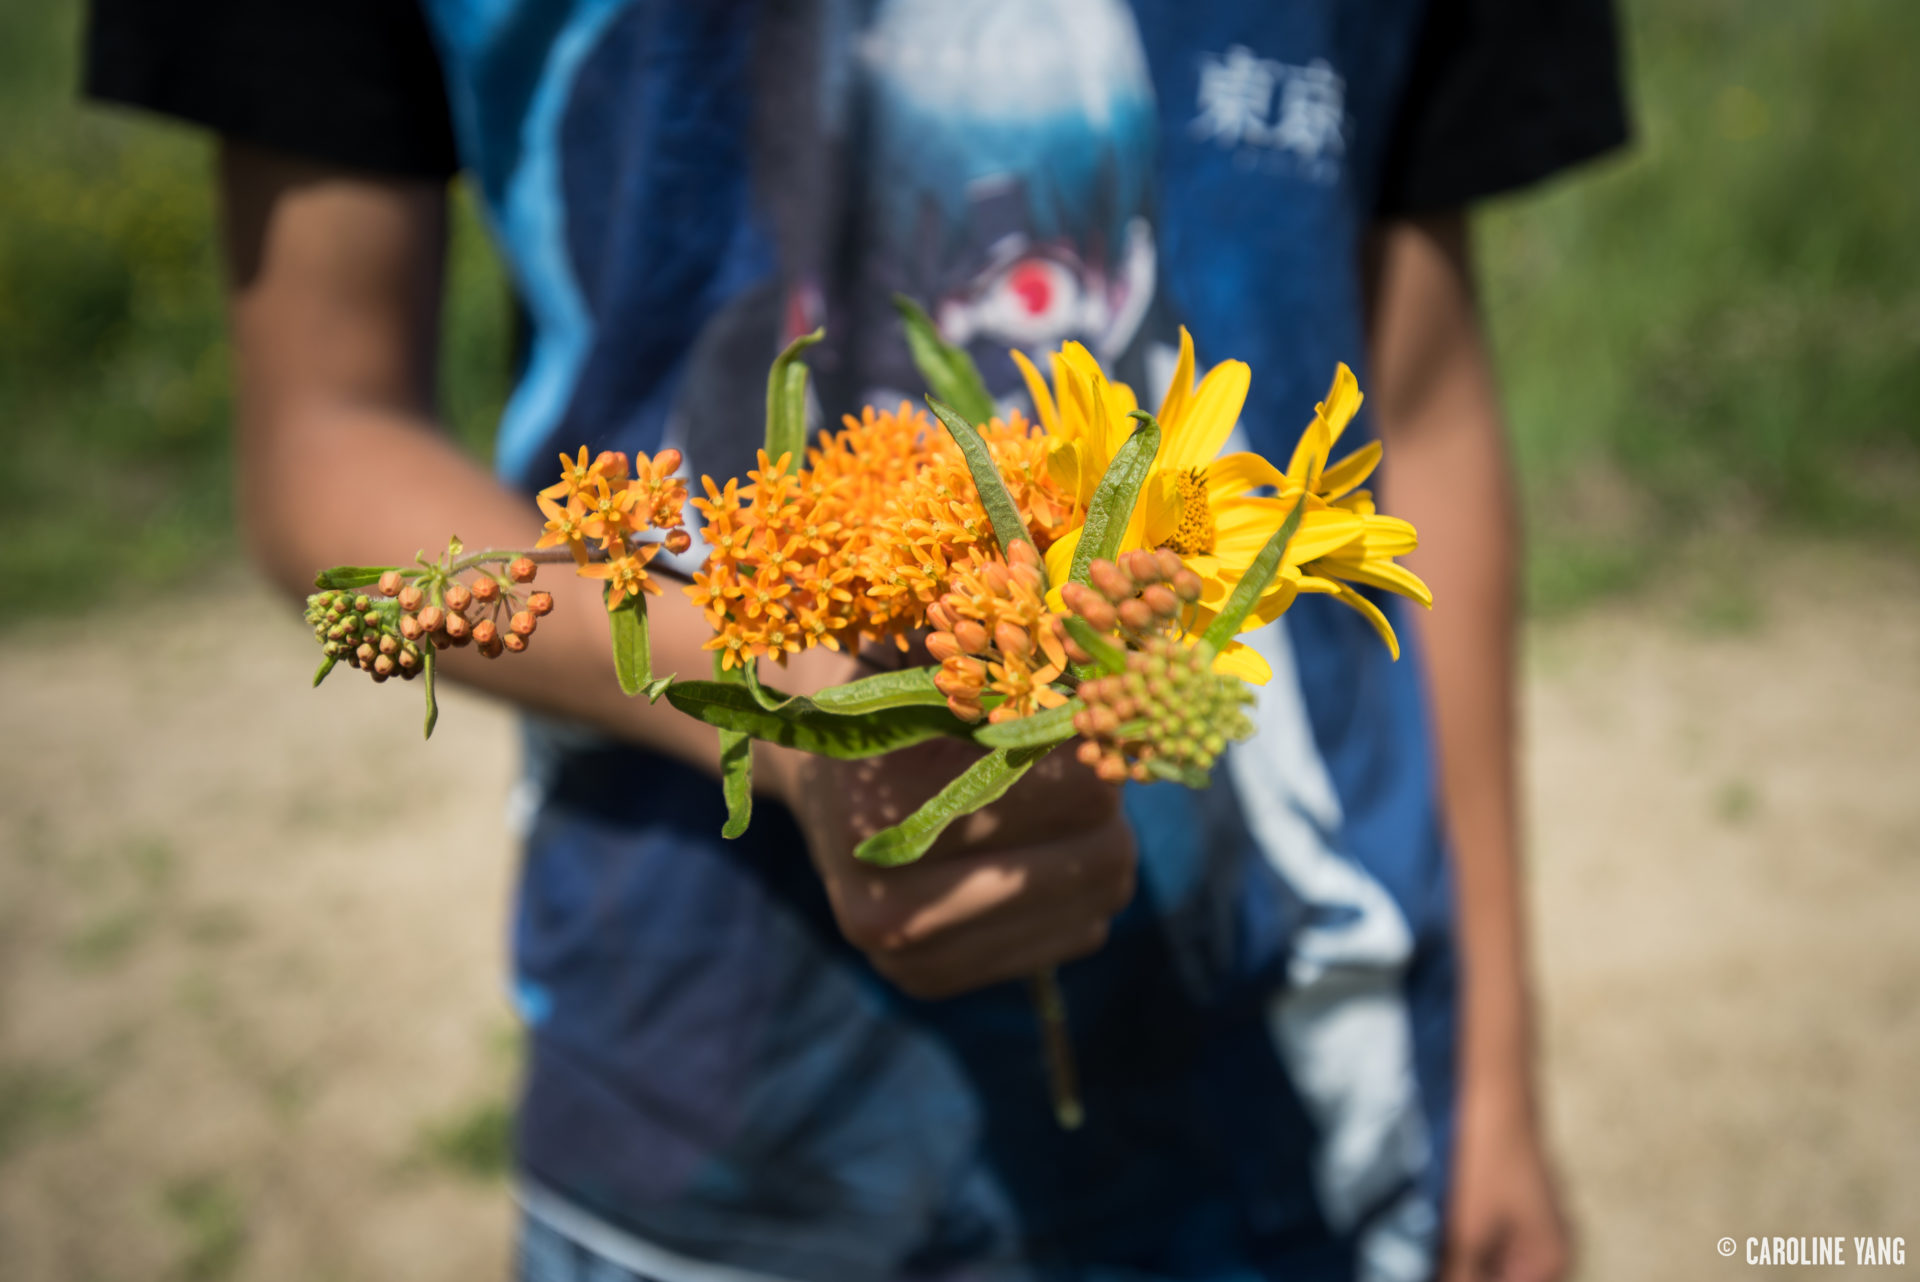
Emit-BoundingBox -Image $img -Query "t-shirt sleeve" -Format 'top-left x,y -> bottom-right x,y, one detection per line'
84,0 -> 460,181
1374,0 -> 1630,216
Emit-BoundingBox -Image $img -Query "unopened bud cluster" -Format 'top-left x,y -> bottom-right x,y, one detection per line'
385,562 -> 551,661
925,540 -> 1072,723
1062,551 -> 1249,784
306,588 -> 425,683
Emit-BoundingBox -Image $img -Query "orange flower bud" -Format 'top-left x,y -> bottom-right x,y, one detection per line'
1118,599 -> 1155,632
1008,539 -> 1041,570
398,647 -> 420,671
982,562 -> 1012,596
502,631 -> 528,653
509,610 -> 536,637
1089,560 -> 1133,604
994,621 -> 1033,659
430,631 -> 452,650
1076,740 -> 1105,767
926,602 -> 957,633
355,643 -> 377,666
1154,549 -> 1186,582
378,570 -> 404,598
1062,637 -> 1094,666
1123,549 -> 1163,585
417,605 -> 445,633
399,614 -> 423,641
480,635 -> 505,660
471,618 -> 498,646
1076,597 -> 1118,633
508,556 -> 537,583
528,591 -> 554,617
373,653 -> 395,677
472,575 -> 501,604
653,447 -> 683,475
1095,755 -> 1129,784
594,450 -> 630,482
926,631 -> 962,663
444,612 -> 470,641
444,582 -> 473,614
1141,585 -> 1180,619
664,528 -> 693,555
1171,568 -> 1203,603
397,584 -> 425,613
378,633 -> 399,657
951,619 -> 990,654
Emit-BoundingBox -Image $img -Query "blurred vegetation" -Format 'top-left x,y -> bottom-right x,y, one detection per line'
2,0 -> 1915,620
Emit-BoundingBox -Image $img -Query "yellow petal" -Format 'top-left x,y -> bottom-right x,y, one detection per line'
1332,582 -> 1400,659
1287,415 -> 1331,491
1156,326 -> 1196,431
1311,554 -> 1434,608
1164,359 -> 1250,472
1011,349 -> 1059,437
1318,440 -> 1381,500
1208,452 -> 1289,500
1047,440 -> 1081,497
1044,526 -> 1081,599
1318,363 -> 1364,450
1210,639 -> 1273,685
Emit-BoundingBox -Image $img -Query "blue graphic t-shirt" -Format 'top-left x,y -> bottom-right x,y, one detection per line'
89,1 -> 1626,1277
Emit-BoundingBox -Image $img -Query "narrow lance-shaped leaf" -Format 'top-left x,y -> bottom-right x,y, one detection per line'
808,666 -> 948,714
714,656 -> 753,839
972,699 -> 1083,750
312,655 -> 337,688
895,294 -> 995,426
666,679 -> 971,759
854,744 -> 1053,867
1198,491 -> 1307,652
1068,411 -> 1160,587
313,565 -> 397,591
926,397 -> 1038,564
641,673 -> 676,703
609,595 -> 651,695
765,328 -> 825,468
1062,616 -> 1127,675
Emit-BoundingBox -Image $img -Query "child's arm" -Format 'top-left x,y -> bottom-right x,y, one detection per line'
1365,213 -> 1571,1282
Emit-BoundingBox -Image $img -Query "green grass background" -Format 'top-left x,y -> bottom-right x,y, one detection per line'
3,0 -> 1915,619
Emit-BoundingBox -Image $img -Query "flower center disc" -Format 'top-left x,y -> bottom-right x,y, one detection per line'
1164,468 -> 1217,556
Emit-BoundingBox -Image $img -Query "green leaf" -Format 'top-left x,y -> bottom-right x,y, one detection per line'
1068,411 -> 1160,587
972,700 -> 1082,749
853,744 -> 1053,867
808,665 -> 948,715
926,396 -> 1038,563
312,655 -> 337,688
714,657 -> 753,839
609,596 -> 651,695
312,565 -> 395,590
765,328 -> 825,468
421,648 -> 439,740
1198,491 -> 1307,652
1062,616 -> 1127,674
895,294 -> 995,425
642,674 -> 676,703
1146,758 -> 1215,789
665,679 -> 969,758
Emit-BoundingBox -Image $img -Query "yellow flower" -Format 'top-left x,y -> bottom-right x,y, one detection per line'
1027,329 -> 1283,681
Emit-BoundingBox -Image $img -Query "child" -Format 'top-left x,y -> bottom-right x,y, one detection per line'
89,1 -> 1626,1278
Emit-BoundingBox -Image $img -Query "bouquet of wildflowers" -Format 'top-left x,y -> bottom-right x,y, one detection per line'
303,300 -> 1431,1123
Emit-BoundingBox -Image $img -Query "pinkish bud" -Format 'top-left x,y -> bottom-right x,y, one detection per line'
417,605 -> 445,634
664,528 -> 693,555
952,619 -> 990,654
528,592 -> 554,617
472,575 -> 501,604
1089,560 -> 1134,604
1118,599 -> 1156,632
654,447 -> 683,475
1172,568 -> 1204,603
1123,550 -> 1163,585
1076,740 -> 1104,767
1141,585 -> 1180,618
994,621 -> 1033,659
397,584 -> 425,613
508,556 -> 537,583
399,614 -> 423,641
471,619 -> 498,646
502,632 -> 528,653
926,631 -> 962,663
444,612 -> 470,641
378,570 -> 404,598
510,611 -> 537,637
444,582 -> 473,614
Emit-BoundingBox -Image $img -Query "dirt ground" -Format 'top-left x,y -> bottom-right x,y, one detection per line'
1,548 -> 1915,1281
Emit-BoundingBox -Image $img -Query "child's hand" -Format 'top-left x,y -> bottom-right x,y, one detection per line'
758,649 -> 1136,998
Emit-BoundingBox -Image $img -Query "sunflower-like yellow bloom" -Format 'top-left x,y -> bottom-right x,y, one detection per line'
1019,334 -> 1429,679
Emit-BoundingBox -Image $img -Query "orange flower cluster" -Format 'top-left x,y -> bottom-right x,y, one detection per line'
537,447 -> 691,609
686,403 -> 1076,669
925,541 -> 1071,723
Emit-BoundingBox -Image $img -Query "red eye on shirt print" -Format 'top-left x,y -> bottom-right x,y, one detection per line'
965,254 -> 1086,347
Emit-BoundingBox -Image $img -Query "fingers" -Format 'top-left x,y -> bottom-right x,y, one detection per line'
829,813 -> 1137,1000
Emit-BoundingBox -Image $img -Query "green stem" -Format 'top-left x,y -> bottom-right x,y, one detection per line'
1029,968 -> 1084,1130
